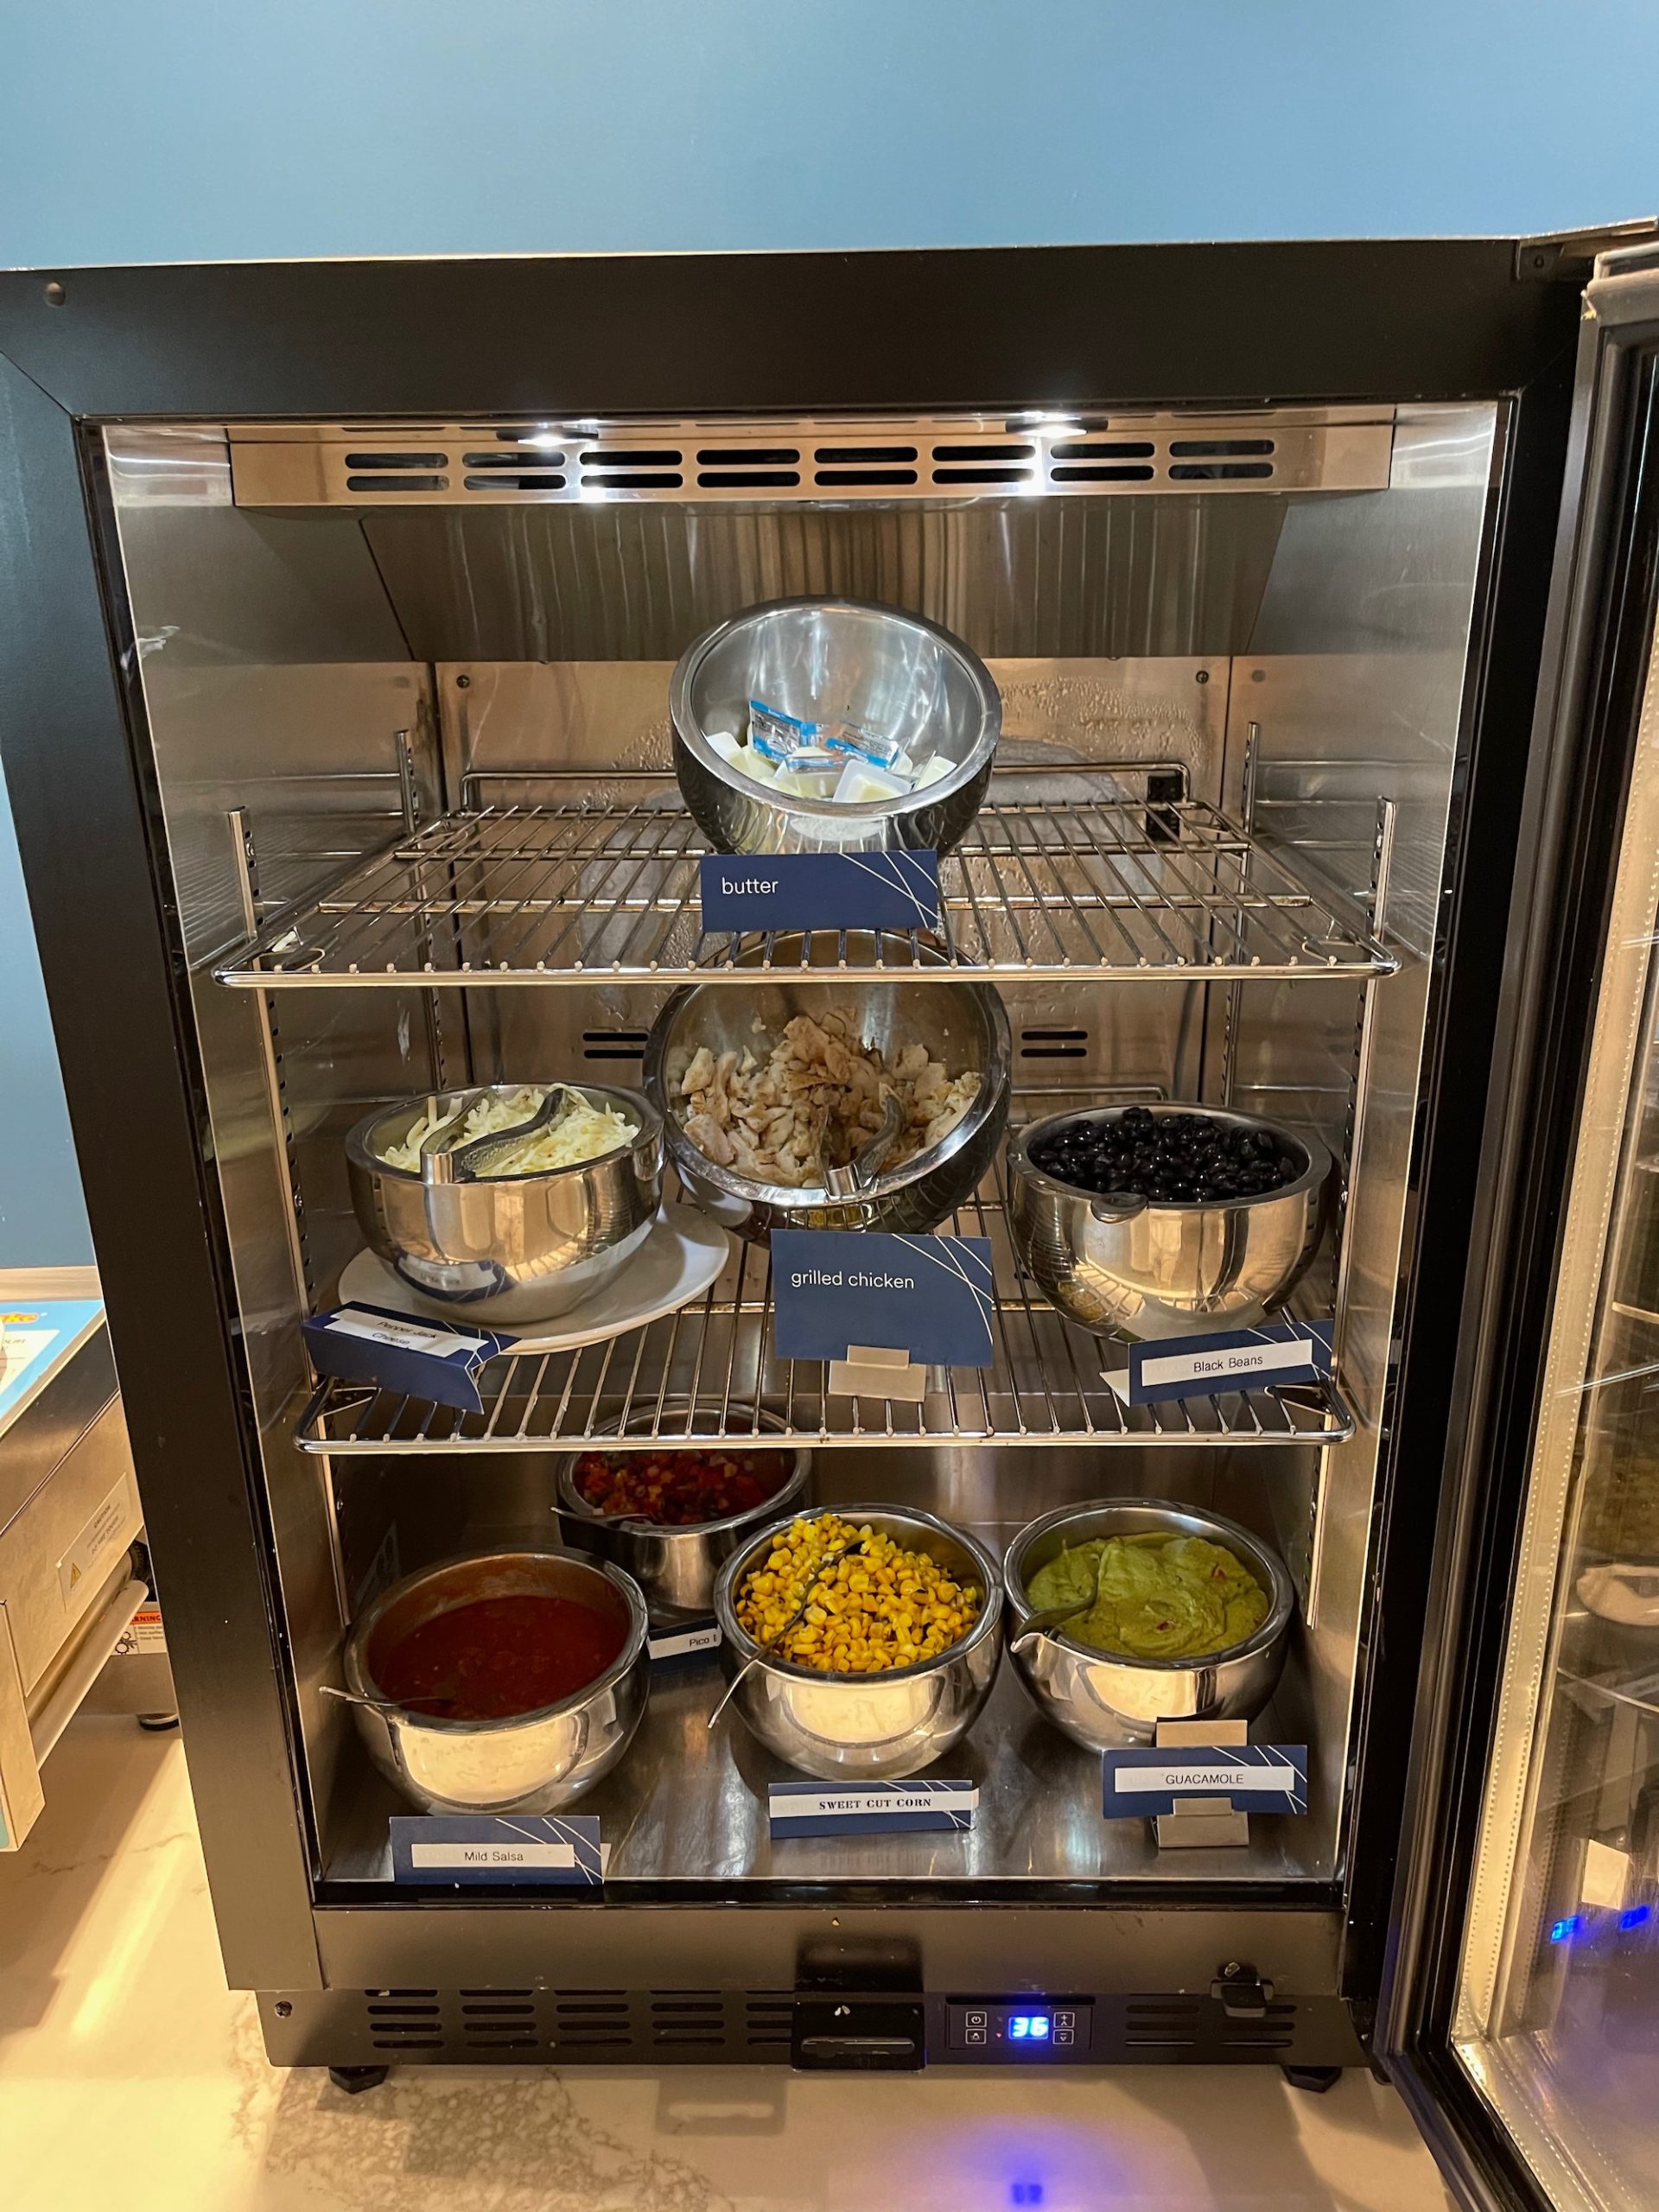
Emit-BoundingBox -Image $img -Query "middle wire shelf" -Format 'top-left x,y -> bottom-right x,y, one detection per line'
296,1173 -> 1355,1457
216,766 -> 1396,988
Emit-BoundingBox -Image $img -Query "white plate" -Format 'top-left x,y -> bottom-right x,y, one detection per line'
336,1209 -> 732,1353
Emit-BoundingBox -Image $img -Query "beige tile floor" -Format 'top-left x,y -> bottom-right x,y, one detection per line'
0,1719 -> 1454,2211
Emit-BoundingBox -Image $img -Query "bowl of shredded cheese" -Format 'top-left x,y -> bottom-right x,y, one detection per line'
346,1083 -> 662,1325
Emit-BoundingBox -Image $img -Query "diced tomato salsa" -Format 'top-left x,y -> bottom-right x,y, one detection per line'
573,1446 -> 792,1528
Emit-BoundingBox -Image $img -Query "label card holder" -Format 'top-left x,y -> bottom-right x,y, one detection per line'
769,1781 -> 977,1840
390,1814 -> 602,1885
772,1230 -> 994,1399
646,1616 -> 721,1663
302,1302 -> 518,1414
699,850 -> 941,936
1103,1320 -> 1334,1406
1103,1730 -> 1308,1853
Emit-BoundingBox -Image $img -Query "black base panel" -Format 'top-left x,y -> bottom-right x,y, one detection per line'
259,1987 -> 1365,2072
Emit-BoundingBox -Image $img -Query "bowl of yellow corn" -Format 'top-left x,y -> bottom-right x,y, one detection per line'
712,1505 -> 1003,1778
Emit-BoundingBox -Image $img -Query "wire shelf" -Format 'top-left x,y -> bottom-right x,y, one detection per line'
218,770 -> 1395,988
295,1170 -> 1354,1456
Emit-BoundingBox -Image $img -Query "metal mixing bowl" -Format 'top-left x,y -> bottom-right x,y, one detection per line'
343,1548 -> 650,1814
1006,1103 -> 1332,1339
346,1083 -> 662,1325
556,1405 -> 812,1620
671,596 -> 1001,855
644,948 -> 1010,1243
712,1505 -> 1004,1779
1004,1499 -> 1294,1751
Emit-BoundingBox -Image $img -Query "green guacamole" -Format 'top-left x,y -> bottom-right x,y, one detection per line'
1026,1532 -> 1269,1661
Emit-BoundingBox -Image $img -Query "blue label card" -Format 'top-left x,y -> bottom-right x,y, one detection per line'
646,1616 -> 721,1664
769,1780 -> 977,1840
772,1230 -> 995,1368
302,1303 -> 517,1414
699,850 -> 941,935
390,1814 -> 603,1885
1101,1745 -> 1308,1819
1103,1320 -> 1334,1407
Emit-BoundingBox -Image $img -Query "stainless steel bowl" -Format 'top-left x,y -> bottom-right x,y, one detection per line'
644,948 -> 1011,1243
346,1083 -> 662,1325
1006,1103 -> 1332,1339
343,1548 -> 650,1814
1004,1499 -> 1294,1751
712,1505 -> 1004,1780
671,596 -> 1001,855
555,1405 -> 813,1620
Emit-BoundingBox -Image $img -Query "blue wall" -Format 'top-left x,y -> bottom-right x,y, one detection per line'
1,0 -> 1656,1266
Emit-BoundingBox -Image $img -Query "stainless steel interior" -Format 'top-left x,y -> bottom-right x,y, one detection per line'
102,402 -> 1500,1892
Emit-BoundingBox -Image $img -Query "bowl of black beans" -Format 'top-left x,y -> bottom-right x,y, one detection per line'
1006,1103 -> 1332,1339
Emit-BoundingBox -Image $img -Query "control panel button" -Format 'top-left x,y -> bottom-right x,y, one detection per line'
965,2026 -> 987,2045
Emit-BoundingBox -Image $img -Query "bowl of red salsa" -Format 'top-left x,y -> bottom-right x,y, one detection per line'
556,1405 -> 810,1619
343,1548 -> 649,1814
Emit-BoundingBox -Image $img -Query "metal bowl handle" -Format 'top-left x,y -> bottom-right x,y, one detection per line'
1087,1192 -> 1147,1225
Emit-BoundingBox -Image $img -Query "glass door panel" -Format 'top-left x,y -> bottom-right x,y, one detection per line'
1452,614 -> 1659,2211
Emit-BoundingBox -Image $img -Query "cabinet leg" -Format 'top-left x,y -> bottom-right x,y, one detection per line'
328,2065 -> 390,2095
1281,2063 -> 1342,2094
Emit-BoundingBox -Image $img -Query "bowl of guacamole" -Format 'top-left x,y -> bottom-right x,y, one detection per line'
1004,1500 -> 1293,1749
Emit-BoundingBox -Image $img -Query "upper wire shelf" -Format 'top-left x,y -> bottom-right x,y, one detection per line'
294,1171 -> 1355,1457
214,767 -> 1396,988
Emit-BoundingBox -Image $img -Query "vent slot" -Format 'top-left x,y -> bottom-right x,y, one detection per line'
1167,437 -> 1274,456
1050,440 -> 1154,460
582,470 -> 683,488
930,465 -> 1035,484
1052,464 -> 1154,482
464,474 -> 566,491
582,1027 -> 649,1059
696,470 -> 800,488
814,467 -> 918,486
463,450 -> 565,467
579,448 -> 683,467
343,451 -> 448,469
1019,1027 -> 1090,1058
696,447 -> 799,466
346,474 -> 448,493
931,442 -> 1034,462
814,443 -> 918,462
1168,461 -> 1274,480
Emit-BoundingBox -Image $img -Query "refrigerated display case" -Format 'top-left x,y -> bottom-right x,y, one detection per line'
1,231 -> 1656,2207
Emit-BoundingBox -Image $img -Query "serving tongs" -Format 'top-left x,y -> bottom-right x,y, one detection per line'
816,1092 -> 903,1198
416,1084 -> 578,1185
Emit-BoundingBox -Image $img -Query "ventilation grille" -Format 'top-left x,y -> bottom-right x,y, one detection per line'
1122,1995 -> 1300,2054
231,411 -> 1394,506
357,1987 -> 799,2061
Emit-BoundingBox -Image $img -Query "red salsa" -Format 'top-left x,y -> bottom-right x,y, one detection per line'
373,1593 -> 624,1720
574,1446 -> 792,1528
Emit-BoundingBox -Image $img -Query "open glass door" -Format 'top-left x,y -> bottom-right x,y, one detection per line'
1386,237 -> 1659,2212
1450,625 -> 1659,2205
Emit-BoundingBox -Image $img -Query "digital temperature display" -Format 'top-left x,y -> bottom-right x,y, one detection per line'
946,2001 -> 1090,2056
